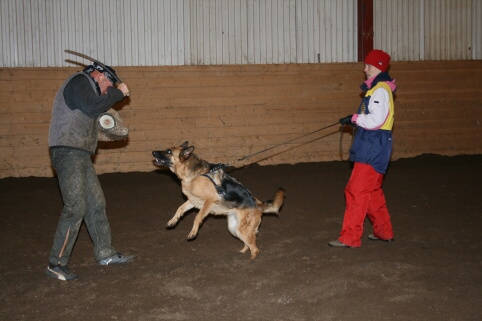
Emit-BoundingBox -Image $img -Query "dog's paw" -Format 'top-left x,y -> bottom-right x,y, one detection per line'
166,218 -> 178,227
249,250 -> 259,260
187,230 -> 198,240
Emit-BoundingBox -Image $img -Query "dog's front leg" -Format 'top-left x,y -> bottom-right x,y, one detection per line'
187,201 -> 217,240
167,201 -> 194,228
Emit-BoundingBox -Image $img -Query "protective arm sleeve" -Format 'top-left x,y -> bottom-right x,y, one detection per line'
63,75 -> 125,118
354,87 -> 390,130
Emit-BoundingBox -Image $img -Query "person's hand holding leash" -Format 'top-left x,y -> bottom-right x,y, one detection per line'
339,114 -> 355,126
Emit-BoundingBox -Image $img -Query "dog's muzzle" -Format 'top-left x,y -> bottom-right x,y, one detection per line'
153,158 -> 167,166
152,151 -> 172,167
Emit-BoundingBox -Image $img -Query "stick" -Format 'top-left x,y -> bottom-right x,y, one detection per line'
64,49 -> 124,84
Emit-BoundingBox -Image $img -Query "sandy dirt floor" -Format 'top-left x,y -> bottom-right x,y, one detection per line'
1,154 -> 481,321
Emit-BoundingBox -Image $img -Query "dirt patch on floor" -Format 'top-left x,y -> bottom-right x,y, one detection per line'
1,154 -> 481,321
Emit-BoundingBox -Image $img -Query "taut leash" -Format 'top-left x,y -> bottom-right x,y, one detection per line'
226,122 -> 340,168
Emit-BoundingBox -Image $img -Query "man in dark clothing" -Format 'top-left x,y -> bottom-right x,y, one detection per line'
46,63 -> 133,281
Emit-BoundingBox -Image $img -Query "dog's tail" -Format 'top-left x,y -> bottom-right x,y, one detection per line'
259,188 -> 285,214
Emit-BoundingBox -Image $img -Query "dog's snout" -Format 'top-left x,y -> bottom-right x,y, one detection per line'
152,150 -> 173,167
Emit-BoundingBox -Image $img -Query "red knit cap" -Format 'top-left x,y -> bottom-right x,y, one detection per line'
364,49 -> 391,72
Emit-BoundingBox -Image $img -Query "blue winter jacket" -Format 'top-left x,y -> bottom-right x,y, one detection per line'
349,72 -> 396,174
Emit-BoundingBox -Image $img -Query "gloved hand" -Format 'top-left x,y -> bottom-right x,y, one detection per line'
339,114 -> 354,126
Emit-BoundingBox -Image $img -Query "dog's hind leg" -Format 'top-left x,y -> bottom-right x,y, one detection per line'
238,234 -> 259,259
228,213 -> 254,255
187,200 -> 217,240
167,200 -> 194,228
236,209 -> 262,259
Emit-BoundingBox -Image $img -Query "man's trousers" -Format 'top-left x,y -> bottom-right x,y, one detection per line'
49,147 -> 116,266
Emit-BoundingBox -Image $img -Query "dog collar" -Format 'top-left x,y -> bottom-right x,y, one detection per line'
208,163 -> 226,173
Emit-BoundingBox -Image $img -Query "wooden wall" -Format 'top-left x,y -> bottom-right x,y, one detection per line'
1,61 -> 481,178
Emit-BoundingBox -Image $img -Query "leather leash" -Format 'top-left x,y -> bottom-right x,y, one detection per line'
226,122 -> 341,168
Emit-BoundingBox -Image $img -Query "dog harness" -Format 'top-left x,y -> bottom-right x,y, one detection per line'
202,164 -> 226,195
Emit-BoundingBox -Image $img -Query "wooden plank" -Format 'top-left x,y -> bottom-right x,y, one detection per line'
1,61 -> 481,178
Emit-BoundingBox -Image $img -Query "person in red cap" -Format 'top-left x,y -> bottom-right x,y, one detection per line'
329,49 -> 396,248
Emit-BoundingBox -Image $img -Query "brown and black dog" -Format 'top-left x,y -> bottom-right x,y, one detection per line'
152,142 -> 284,259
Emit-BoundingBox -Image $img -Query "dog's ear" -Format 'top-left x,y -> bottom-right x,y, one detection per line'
181,141 -> 189,149
180,146 -> 194,160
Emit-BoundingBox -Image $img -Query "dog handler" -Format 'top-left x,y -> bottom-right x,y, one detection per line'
329,49 -> 396,248
46,63 -> 133,281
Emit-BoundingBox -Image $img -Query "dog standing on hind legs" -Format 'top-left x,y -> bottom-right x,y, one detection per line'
152,141 -> 285,259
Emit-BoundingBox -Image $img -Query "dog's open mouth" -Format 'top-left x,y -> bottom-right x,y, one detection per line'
152,151 -> 172,167
153,158 -> 166,166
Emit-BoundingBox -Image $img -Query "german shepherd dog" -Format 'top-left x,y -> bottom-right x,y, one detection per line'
152,142 -> 284,259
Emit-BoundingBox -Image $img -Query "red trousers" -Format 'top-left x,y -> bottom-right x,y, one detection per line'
339,162 -> 394,247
